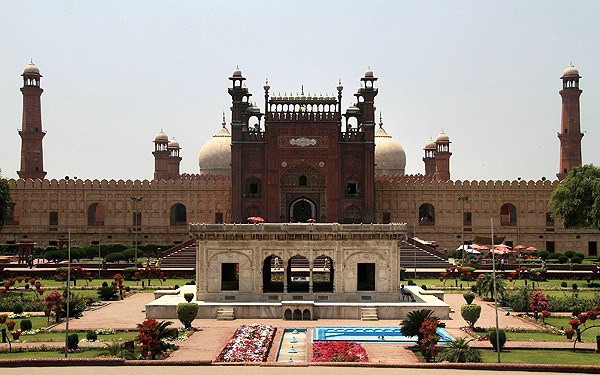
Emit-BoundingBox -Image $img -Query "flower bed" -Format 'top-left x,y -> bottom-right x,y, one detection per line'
312,342 -> 369,362
215,324 -> 276,362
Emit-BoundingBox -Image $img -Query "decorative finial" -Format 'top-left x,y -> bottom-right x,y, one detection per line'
301,84 -> 304,96
222,112 -> 226,127
379,113 -> 383,128
30,58 -> 33,64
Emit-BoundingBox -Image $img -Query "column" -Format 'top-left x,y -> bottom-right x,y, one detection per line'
283,259 -> 288,294
309,260 -> 314,293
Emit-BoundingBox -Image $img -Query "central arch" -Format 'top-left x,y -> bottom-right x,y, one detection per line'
290,198 -> 316,223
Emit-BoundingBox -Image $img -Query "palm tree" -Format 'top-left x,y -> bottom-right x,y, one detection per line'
156,320 -> 178,340
477,274 -> 506,300
437,338 -> 482,363
400,309 -> 438,340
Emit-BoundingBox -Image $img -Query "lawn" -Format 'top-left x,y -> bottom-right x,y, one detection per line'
18,330 -> 138,343
545,316 -> 600,342
480,329 -> 566,342
480,349 -> 600,365
405,278 -> 600,290
11,316 -> 52,330
4,278 -> 192,288
0,349 -> 107,358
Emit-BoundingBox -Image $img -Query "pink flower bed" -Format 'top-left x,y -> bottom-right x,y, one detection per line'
215,324 -> 276,362
312,342 -> 369,362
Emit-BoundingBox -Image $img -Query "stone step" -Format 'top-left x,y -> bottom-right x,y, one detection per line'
217,308 -> 235,320
360,307 -> 378,321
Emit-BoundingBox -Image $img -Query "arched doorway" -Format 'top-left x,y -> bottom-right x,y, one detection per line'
290,198 -> 315,223
313,255 -> 334,293
303,309 -> 311,320
262,255 -> 284,293
284,309 -> 292,320
287,255 -> 310,293
293,309 -> 302,320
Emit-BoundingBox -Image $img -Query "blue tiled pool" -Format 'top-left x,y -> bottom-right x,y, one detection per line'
313,326 -> 454,344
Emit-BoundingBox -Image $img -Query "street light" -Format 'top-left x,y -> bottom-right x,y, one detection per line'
130,196 -> 143,266
457,195 -> 470,257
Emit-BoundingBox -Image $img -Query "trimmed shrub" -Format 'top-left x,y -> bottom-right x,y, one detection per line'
572,283 -> 578,290
102,281 -> 109,287
122,248 -> 136,262
571,256 -> 583,264
19,319 -> 32,331
67,333 -> 79,350
105,252 -> 125,263
99,243 -> 128,257
184,293 -> 194,303
470,285 -> 477,293
185,279 -> 196,285
86,330 -> 98,341
488,329 -> 506,351
177,303 -> 199,329
536,250 -> 549,260
558,255 -> 569,264
173,284 -> 180,290
123,267 -> 138,280
13,304 -> 24,315
98,285 -> 119,301
564,251 -> 576,259
407,279 -> 416,286
561,281 -> 568,288
421,285 -> 428,290
461,304 -> 482,328
463,292 -> 475,305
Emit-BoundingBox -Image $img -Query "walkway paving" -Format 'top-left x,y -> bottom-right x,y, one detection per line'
362,344 -> 419,363
49,293 -> 155,331
165,327 -> 235,362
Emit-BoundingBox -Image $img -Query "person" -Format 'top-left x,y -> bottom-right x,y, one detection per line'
400,284 -> 414,302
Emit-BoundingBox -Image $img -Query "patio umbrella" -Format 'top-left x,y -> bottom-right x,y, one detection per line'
247,216 -> 265,224
465,248 -> 481,255
526,246 -> 538,252
514,245 -> 526,250
456,245 -> 472,251
475,245 -> 489,251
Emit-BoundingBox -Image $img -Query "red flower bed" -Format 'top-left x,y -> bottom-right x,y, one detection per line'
312,342 -> 369,362
215,324 -> 276,362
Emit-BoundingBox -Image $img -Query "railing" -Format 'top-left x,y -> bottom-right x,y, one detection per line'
267,112 -> 339,122
406,236 -> 448,260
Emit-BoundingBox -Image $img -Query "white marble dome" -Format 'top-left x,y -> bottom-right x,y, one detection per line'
375,124 -> 406,176
436,131 -> 450,142
168,138 -> 180,149
23,63 -> 40,75
424,139 -> 436,150
154,130 -> 168,143
199,119 -> 231,176
562,65 -> 579,77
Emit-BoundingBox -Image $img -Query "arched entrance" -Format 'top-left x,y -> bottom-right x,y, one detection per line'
262,255 -> 284,293
313,255 -> 334,293
290,198 -> 315,223
287,255 -> 310,293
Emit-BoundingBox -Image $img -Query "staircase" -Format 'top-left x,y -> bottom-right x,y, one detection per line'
159,238 -> 196,269
399,241 -> 452,269
217,308 -> 235,320
361,307 -> 378,321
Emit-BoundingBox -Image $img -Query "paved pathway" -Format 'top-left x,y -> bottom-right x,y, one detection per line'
166,327 -> 235,362
50,293 -> 155,331
0,366 -> 584,375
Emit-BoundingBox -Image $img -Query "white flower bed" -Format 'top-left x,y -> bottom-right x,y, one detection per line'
215,324 -> 276,362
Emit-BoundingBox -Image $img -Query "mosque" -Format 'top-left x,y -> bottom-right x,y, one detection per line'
2,63 -> 599,262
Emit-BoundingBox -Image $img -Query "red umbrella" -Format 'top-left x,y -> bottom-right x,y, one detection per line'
476,245 -> 489,251
247,216 -> 265,224
526,246 -> 538,252
514,245 -> 526,250
307,218 -> 316,223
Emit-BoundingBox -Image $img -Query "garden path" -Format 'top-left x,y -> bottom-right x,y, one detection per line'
165,327 -> 235,362
49,293 -> 155,331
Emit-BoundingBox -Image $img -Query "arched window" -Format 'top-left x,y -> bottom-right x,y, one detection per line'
87,203 -> 105,226
170,203 -> 187,226
500,203 -> 517,226
419,203 -> 435,225
245,177 -> 261,198
298,175 -> 308,186
6,202 -> 19,225
345,179 -> 360,197
343,205 -> 361,224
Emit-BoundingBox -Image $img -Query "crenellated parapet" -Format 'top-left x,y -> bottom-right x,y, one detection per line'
375,175 -> 558,191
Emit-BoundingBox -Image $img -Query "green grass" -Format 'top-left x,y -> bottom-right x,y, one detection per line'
480,349 -> 600,365
4,278 -> 192,288
18,331 -> 138,343
11,316 -> 52,330
480,329 -> 566,342
545,317 -> 600,342
0,349 -> 107,358
405,278 -> 600,290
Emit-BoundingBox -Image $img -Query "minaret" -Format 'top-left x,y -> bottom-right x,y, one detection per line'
359,68 -> 378,223
434,131 -> 451,181
229,66 -> 249,223
168,138 -> 182,179
557,64 -> 583,180
17,62 -> 46,180
423,139 -> 436,176
153,130 -> 170,180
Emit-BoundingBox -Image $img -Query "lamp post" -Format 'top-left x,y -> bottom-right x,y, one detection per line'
130,196 -> 143,266
64,229 -> 71,358
457,195 -> 470,258
490,217 -> 501,363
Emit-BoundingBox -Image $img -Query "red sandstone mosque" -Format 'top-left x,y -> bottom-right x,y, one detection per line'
3,63 -> 598,258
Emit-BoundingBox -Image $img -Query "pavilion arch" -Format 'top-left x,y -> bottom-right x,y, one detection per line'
500,203 -> 517,226
287,255 -> 310,293
419,203 -> 435,225
87,203 -> 105,226
170,203 -> 187,225
303,309 -> 311,320
284,309 -> 292,320
262,255 -> 284,293
313,255 -> 334,293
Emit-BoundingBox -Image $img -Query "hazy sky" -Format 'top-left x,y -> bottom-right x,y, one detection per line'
1,1 -> 598,181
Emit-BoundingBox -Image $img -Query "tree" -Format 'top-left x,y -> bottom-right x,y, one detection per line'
461,304 -> 482,329
0,171 -> 11,231
565,309 -> 600,351
400,309 -> 437,340
476,273 -> 506,300
437,338 -> 482,363
529,291 -> 550,321
136,319 -> 178,359
550,164 -> 600,230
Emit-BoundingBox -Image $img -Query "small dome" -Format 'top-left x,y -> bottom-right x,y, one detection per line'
346,105 -> 360,114
232,67 -> 242,77
23,63 -> 40,75
168,138 -> 180,149
375,123 -> 406,176
364,68 -> 374,78
199,118 -> 231,176
436,131 -> 450,142
562,65 -> 580,78
424,139 -> 436,149
154,130 -> 168,142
